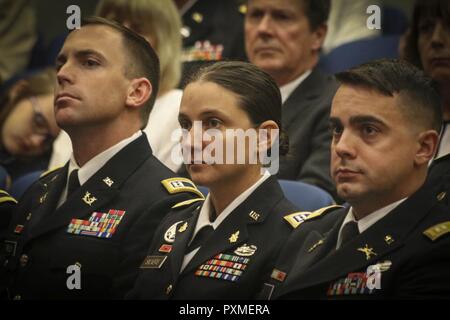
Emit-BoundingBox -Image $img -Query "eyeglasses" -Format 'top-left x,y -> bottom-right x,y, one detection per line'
29,96 -> 55,146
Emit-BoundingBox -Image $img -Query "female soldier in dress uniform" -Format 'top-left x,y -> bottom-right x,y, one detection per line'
127,61 -> 300,299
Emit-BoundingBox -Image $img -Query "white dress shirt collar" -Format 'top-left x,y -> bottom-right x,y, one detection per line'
58,131 -> 142,207
336,197 -> 407,249
279,70 -> 312,104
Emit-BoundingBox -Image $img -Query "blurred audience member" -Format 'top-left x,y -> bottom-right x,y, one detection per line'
323,0 -> 381,53
245,0 -> 336,197
0,0 -> 37,85
0,68 -> 59,181
175,0 -> 247,61
404,0 -> 450,159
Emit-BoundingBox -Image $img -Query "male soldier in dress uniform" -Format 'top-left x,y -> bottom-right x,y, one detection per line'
0,17 -> 201,300
259,59 -> 450,299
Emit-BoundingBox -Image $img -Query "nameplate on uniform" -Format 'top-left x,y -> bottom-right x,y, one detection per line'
66,209 -> 126,239
140,255 -> 167,269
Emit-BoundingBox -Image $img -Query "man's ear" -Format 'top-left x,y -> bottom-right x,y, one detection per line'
415,130 -> 440,166
311,23 -> 328,52
125,78 -> 152,109
257,120 -> 279,154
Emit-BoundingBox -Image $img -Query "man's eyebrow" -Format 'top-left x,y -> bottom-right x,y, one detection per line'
349,115 -> 386,127
56,49 -> 106,64
75,49 -> 106,61
329,117 -> 342,126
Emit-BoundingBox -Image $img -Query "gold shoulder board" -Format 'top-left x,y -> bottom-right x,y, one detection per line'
161,177 -> 205,199
284,205 -> 343,229
40,166 -> 63,179
0,189 -> 17,204
172,198 -> 204,209
423,222 -> 450,241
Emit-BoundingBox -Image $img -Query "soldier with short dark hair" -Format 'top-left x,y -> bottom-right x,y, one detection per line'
259,59 -> 450,300
0,17 -> 199,299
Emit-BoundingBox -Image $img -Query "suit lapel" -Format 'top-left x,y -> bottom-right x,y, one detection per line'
25,164 -> 69,234
181,176 -> 285,275
169,212 -> 200,281
288,212 -> 346,280
26,134 -> 152,242
281,182 -> 439,295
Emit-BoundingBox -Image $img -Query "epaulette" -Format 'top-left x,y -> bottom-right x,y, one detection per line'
423,222 -> 450,241
39,166 -> 63,179
0,189 -> 17,205
284,205 -> 344,229
161,177 -> 205,199
172,197 -> 204,209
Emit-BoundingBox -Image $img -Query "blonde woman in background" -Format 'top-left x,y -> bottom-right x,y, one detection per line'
49,0 -> 183,172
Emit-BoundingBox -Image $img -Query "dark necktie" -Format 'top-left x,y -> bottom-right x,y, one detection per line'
186,225 -> 214,253
67,169 -> 80,197
340,221 -> 360,248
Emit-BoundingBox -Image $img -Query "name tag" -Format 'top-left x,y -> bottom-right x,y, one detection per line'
140,255 -> 168,269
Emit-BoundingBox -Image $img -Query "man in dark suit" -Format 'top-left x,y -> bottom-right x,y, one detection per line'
245,0 -> 336,196
260,59 -> 450,299
0,17 -> 201,299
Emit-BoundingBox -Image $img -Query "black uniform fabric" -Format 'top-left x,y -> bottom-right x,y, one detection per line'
0,134 -> 199,299
428,153 -> 450,208
181,0 -> 247,61
260,180 -> 450,299
277,68 -> 338,198
126,176 -> 299,300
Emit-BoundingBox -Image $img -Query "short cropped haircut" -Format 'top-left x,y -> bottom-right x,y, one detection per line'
187,61 -> 289,156
96,0 -> 181,95
81,16 -> 160,127
336,59 -> 442,132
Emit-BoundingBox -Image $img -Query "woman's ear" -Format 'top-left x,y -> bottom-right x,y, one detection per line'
415,130 -> 440,166
257,120 -> 279,154
125,78 -> 152,110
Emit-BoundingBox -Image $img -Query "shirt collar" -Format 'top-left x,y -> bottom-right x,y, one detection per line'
279,70 -> 312,104
193,170 -> 271,234
67,131 -> 142,186
336,197 -> 407,249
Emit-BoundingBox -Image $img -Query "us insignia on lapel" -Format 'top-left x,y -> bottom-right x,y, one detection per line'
66,209 -> 125,238
103,177 -> 114,187
229,231 -> 239,243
